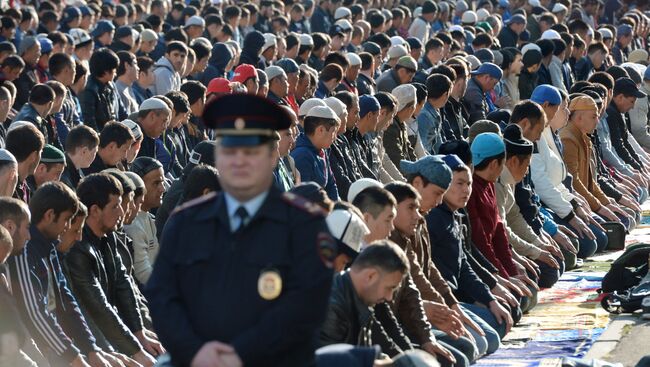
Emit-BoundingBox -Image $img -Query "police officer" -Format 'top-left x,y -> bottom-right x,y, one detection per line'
146,94 -> 335,367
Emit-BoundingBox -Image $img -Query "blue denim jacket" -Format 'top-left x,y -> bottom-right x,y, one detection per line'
417,101 -> 443,154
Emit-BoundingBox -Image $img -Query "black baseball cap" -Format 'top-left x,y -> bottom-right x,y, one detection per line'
614,77 -> 647,98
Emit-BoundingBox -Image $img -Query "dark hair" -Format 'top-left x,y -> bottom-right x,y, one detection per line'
205,14 -> 223,27
568,19 -> 589,34
409,82 -> 427,103
191,41 -> 211,61
351,239 -> 409,274
426,73 -> 452,99
99,122 -> 134,149
182,164 -> 221,202
137,56 -> 154,74
606,65 -> 629,81
430,64 -> 457,82
89,48 -> 120,78
384,182 -> 420,203
368,12 -> 385,28
303,116 -> 338,135
334,90 -> 355,108
29,182 -> 78,225
552,39 -> 567,56
166,40 -> 188,55
324,52 -> 350,69
472,33 -> 493,48
367,33 -> 391,49
510,100 -> 545,126
320,63 -> 344,83
116,51 -> 136,77
77,173 -> 123,210
165,28 -> 188,44
536,39 -> 555,58
359,52 -> 374,71
224,5 -> 241,19
374,92 -> 396,112
587,42 -> 607,55
0,41 -> 16,55
312,33 -> 330,51
45,80 -> 66,97
425,38 -> 444,53
2,55 -> 24,70
49,53 -> 74,77
286,34 -> 299,51
73,60 -> 88,84
588,71 -> 615,90
6,124 -> 44,162
146,14 -> 163,28
65,125 -> 100,153
0,197 -> 29,225
181,81 -> 206,105
0,16 -> 16,30
29,84 -> 55,105
165,91 -> 191,114
352,186 -> 396,219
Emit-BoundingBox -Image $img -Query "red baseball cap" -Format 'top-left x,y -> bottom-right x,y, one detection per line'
207,78 -> 232,94
231,64 -> 258,84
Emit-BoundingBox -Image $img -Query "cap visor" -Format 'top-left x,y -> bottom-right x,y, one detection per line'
219,135 -> 275,147
635,91 -> 647,98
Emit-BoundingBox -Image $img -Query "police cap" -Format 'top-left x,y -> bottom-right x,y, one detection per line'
202,94 -> 292,147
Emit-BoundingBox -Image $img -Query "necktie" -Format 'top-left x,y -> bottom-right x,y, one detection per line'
235,206 -> 249,232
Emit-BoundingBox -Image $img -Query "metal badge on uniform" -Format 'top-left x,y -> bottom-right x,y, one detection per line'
258,269 -> 282,300
234,118 -> 246,130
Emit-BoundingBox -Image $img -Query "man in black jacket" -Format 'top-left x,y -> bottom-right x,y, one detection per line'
497,15 -> 526,49
606,77 -> 647,173
6,182 -> 124,367
66,173 -> 162,366
320,241 -> 410,353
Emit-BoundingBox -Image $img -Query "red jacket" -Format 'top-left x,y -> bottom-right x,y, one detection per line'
466,174 -> 518,277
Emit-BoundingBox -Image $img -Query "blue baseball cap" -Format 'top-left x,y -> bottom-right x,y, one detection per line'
617,24 -> 633,38
400,155 -> 453,189
92,20 -> 116,38
471,132 -> 506,166
359,95 -> 380,118
441,154 -> 467,171
38,37 -> 53,54
470,62 -> 503,80
275,58 -> 299,74
531,84 -> 562,106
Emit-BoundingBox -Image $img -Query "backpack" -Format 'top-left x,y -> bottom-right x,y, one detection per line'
600,243 -> 650,314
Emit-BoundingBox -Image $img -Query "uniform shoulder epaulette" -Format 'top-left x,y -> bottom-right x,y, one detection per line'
171,192 -> 218,215
281,191 -> 327,217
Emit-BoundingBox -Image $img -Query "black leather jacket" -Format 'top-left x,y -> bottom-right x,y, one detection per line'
320,271 -> 411,357
63,226 -> 144,355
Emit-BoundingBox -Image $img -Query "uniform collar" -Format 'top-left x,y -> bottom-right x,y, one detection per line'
224,190 -> 269,222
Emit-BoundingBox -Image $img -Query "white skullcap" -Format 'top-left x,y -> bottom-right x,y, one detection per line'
326,209 -> 370,253
262,33 -> 276,51
121,119 -> 143,140
306,106 -> 340,122
299,98 -> 327,116
461,10 -> 477,24
334,7 -> 352,20
392,84 -> 417,112
388,45 -> 409,59
541,30 -> 561,40
346,53 -> 362,66
476,8 -> 490,22
0,149 -> 16,164
140,98 -> 170,112
324,97 -> 348,119
348,178 -> 382,202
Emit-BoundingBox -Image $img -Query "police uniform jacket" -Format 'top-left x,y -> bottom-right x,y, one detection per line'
146,187 -> 334,367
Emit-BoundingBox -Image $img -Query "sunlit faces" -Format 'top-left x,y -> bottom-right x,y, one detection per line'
359,268 -> 404,306
443,169 -> 473,211
57,213 -> 86,253
393,197 -> 422,237
363,205 -> 396,242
